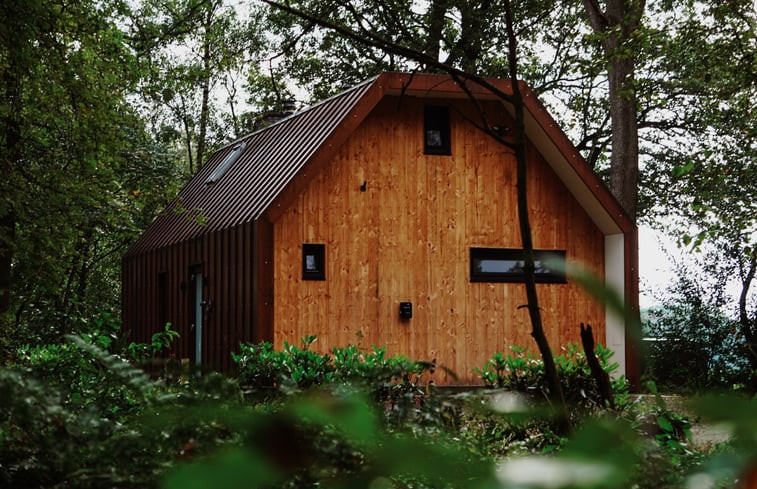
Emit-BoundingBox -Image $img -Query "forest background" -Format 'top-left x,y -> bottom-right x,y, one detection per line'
0,0 -> 756,487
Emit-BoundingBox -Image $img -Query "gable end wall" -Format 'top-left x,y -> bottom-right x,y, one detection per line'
272,96 -> 606,384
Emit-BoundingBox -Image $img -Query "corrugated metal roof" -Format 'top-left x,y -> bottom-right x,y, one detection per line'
126,76 -> 379,256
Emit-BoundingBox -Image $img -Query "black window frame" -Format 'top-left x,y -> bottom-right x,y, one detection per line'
470,247 -> 567,283
423,106 -> 451,155
302,243 -> 326,280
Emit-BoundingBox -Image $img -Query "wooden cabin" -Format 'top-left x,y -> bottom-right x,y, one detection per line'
122,72 -> 639,385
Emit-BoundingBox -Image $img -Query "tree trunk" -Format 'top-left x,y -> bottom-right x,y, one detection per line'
582,0 -> 645,221
180,94 -> 195,174
423,0 -> 448,64
580,323 -> 615,409
504,0 -> 569,433
607,54 -> 639,219
738,255 -> 756,390
196,6 -> 213,171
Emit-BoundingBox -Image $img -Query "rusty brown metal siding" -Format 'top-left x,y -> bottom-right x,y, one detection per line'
123,220 -> 258,371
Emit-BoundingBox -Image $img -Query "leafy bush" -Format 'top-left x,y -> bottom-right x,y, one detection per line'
232,336 -> 334,391
127,322 -> 180,363
642,266 -> 752,392
14,340 -> 145,418
232,336 -> 430,402
643,382 -> 692,455
13,313 -> 178,419
0,335 -> 248,488
4,328 -> 755,489
162,389 -> 498,489
643,300 -> 749,391
474,344 -> 625,413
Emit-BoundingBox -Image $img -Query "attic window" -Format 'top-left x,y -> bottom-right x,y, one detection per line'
470,248 -> 566,283
424,106 -> 451,155
205,142 -> 246,184
302,243 -> 325,280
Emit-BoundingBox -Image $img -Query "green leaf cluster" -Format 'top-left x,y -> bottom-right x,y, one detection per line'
474,344 -> 624,412
232,336 -> 430,401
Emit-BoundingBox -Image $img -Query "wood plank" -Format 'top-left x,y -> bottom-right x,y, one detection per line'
270,95 -> 607,384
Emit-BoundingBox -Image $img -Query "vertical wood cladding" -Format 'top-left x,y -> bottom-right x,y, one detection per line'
273,96 -> 606,384
122,220 -> 258,371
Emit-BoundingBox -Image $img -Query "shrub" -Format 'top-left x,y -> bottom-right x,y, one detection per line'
14,340 -> 145,418
643,299 -> 749,392
232,336 -> 429,402
13,314 -> 176,419
127,322 -> 180,363
474,344 -> 626,415
642,263 -> 752,392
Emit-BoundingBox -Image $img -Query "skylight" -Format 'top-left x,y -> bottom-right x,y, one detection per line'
205,142 -> 246,184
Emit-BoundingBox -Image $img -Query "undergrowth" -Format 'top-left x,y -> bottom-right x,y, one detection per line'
1,325 -> 753,489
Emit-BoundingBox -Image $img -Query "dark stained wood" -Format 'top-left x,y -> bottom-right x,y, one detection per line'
253,218 -> 274,343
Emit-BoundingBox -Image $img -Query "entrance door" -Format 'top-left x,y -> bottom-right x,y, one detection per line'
190,266 -> 203,367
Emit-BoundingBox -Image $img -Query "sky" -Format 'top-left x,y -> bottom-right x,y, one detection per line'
638,225 -> 678,309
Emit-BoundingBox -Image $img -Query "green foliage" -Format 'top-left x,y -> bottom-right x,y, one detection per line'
0,0 -> 187,353
161,389 -> 498,489
233,336 -> 336,390
0,368 -> 103,486
233,336 -> 429,402
14,337 -> 154,420
643,269 -> 752,392
474,344 -> 625,412
0,335 -> 250,488
331,344 -> 427,398
3,328 -> 755,489
128,322 -> 181,362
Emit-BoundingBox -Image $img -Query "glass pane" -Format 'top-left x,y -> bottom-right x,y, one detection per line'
305,254 -> 317,271
477,259 -> 523,274
426,129 -> 443,147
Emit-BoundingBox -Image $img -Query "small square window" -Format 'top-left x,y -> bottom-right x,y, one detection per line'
302,243 -> 325,280
470,248 -> 566,283
424,106 -> 451,155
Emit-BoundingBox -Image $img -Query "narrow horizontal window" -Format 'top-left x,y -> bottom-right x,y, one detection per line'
302,243 -> 325,280
206,141 -> 246,184
470,248 -> 566,283
424,106 -> 451,155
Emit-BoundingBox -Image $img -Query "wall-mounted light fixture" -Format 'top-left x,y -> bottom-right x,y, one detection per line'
399,301 -> 412,320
